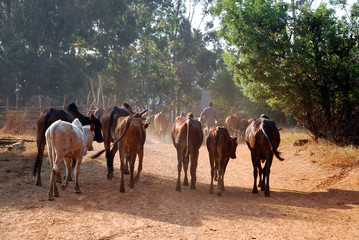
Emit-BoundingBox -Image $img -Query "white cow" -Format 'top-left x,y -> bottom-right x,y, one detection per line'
45,118 -> 94,201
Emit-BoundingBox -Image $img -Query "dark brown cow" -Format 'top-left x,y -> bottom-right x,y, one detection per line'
114,115 -> 149,192
245,115 -> 284,197
100,102 -> 147,180
154,111 -> 169,138
171,112 -> 203,191
34,102 -> 103,186
225,114 -> 240,137
207,126 -> 238,196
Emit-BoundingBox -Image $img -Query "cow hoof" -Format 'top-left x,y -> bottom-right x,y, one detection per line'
183,180 -> 189,186
107,173 -> 113,180
190,185 -> 196,190
54,192 -> 60,198
48,197 -> 55,201
75,190 -> 81,194
124,169 -> 130,175
176,186 -> 181,192
217,192 -> 222,197
35,179 -> 42,186
265,191 -> 270,197
252,188 -> 258,194
61,184 -> 67,190
120,187 -> 125,193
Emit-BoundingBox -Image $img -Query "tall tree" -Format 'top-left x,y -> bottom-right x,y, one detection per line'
213,0 -> 359,145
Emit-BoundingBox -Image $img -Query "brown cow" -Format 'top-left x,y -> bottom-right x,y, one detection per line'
154,111 -> 169,138
34,102 -> 103,186
225,114 -> 240,137
114,115 -> 149,192
238,118 -> 253,140
171,112 -> 203,191
100,102 -> 147,180
207,126 -> 238,196
245,115 -> 284,197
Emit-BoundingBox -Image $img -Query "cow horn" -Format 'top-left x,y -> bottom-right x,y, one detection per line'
140,109 -> 148,116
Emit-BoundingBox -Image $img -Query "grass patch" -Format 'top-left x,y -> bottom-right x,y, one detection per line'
280,128 -> 359,168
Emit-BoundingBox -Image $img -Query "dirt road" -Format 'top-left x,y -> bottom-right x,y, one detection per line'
1,134 -> 359,239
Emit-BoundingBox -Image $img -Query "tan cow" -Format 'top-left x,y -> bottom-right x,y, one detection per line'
225,114 -> 240,137
45,119 -> 95,201
207,126 -> 238,196
171,112 -> 203,191
114,115 -> 149,192
154,111 -> 169,139
245,115 -> 283,197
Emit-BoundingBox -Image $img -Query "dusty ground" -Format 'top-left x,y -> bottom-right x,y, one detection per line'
1,131 -> 359,240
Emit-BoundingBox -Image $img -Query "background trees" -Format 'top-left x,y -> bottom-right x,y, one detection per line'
213,0 -> 359,144
1,0 -> 358,144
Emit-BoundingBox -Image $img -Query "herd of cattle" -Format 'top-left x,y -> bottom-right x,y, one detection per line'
32,103 -> 283,201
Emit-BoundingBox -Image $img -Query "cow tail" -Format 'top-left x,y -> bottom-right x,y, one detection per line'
185,118 -> 191,157
106,110 -> 115,173
33,111 -> 51,176
261,124 -> 284,161
50,130 -> 61,179
214,127 -> 219,158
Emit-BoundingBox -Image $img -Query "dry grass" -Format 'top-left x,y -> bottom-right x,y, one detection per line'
280,128 -> 359,168
0,109 -> 28,135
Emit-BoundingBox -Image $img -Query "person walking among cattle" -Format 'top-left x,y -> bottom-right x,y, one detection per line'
200,102 -> 220,136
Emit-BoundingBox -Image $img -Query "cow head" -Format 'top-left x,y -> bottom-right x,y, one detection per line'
230,136 -> 238,159
84,124 -> 95,152
133,109 -> 148,122
90,114 -> 104,143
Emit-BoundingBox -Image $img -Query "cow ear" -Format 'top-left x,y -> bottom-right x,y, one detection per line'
144,122 -> 149,129
90,114 -> 96,121
90,124 -> 95,131
233,137 -> 237,142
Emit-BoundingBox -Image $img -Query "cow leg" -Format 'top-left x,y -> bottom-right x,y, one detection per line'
129,152 -> 135,188
135,147 -> 143,183
209,152 -> 215,194
221,158 -> 230,192
176,150 -> 184,192
190,151 -> 199,190
263,156 -> 273,197
258,163 -> 264,190
217,163 -> 223,196
183,155 -> 189,186
64,159 -> 76,182
48,169 -> 55,201
62,157 -> 71,190
106,143 -> 117,180
251,153 -> 259,194
119,152 -> 126,193
34,139 -> 46,186
74,157 -> 81,194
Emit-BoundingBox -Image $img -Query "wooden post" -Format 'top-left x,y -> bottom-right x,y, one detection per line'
89,78 -> 96,104
39,95 -> 42,113
63,93 -> 66,109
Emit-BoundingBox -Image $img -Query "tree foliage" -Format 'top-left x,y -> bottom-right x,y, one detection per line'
213,0 -> 359,145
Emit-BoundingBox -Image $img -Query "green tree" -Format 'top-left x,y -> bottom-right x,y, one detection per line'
213,0 -> 359,145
